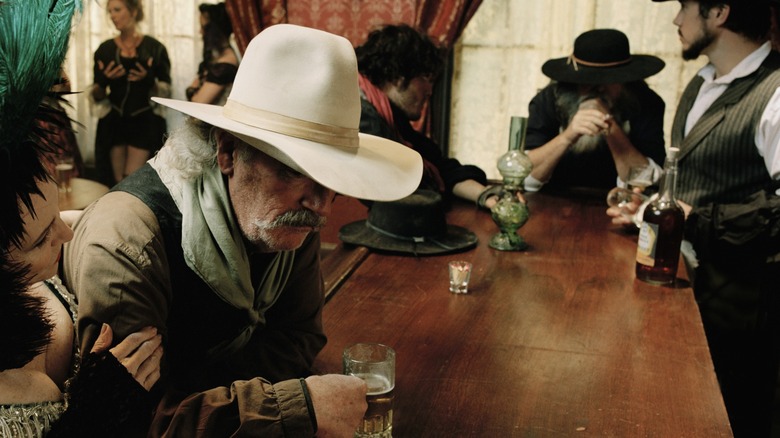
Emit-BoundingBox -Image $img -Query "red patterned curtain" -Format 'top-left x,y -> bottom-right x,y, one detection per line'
415,0 -> 482,48
225,0 -> 288,54
223,0 -> 483,147
224,0 -> 483,54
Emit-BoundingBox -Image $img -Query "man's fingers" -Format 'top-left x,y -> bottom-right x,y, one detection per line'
134,345 -> 163,391
109,326 -> 158,360
90,323 -> 113,353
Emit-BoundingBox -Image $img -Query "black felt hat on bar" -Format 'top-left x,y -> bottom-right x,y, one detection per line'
339,189 -> 477,256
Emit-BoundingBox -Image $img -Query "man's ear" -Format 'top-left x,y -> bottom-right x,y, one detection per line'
712,4 -> 729,26
215,129 -> 237,176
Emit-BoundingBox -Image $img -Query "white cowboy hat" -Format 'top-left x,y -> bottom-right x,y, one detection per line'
153,24 -> 422,201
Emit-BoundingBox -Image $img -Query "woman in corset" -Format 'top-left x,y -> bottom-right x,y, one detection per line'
92,0 -> 171,186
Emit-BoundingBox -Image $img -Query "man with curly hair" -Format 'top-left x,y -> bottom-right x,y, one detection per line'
356,24 -> 504,209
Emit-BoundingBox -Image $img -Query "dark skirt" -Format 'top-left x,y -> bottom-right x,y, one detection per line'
94,109 -> 166,186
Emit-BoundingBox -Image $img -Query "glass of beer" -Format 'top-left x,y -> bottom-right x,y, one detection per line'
343,343 -> 395,438
55,155 -> 75,193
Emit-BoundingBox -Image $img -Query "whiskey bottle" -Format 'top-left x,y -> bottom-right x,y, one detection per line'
635,147 -> 684,285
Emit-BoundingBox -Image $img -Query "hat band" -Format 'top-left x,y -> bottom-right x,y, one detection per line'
223,100 -> 359,148
567,54 -> 631,72
365,220 -> 459,251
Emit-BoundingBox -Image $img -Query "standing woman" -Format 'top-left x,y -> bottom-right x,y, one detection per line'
186,2 -> 239,105
92,0 -> 171,186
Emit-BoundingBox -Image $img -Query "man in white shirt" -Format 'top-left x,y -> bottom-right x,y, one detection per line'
611,1 -> 780,436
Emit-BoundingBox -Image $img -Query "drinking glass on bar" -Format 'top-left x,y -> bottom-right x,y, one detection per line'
448,260 -> 472,294
606,164 -> 655,227
55,155 -> 75,193
343,343 -> 395,438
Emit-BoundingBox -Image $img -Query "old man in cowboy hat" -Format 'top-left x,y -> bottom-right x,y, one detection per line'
524,28 -> 667,193
64,24 -> 422,436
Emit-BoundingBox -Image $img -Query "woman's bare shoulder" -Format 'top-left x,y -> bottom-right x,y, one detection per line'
0,368 -> 61,405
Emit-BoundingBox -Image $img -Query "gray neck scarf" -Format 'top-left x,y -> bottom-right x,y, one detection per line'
149,148 -> 294,353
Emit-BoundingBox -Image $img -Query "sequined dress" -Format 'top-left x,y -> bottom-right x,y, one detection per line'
0,276 -> 152,436
0,277 -> 77,437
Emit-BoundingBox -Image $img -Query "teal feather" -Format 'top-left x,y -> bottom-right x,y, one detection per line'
0,0 -> 82,156
0,0 -> 82,248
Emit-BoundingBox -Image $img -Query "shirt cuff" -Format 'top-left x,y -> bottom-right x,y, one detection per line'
524,175 -> 544,192
274,379 -> 317,437
616,157 -> 663,188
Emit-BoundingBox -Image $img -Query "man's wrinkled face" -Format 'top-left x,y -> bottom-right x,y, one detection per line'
218,133 -> 335,253
385,76 -> 434,121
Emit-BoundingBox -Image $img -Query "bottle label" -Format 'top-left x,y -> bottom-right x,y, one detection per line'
636,222 -> 658,266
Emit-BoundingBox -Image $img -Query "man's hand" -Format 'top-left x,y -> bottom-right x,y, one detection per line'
91,324 -> 163,391
606,188 -> 644,227
562,98 -> 611,143
305,374 -> 367,437
678,200 -> 692,219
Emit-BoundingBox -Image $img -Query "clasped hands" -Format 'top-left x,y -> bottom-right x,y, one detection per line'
563,97 -> 614,143
97,58 -> 153,83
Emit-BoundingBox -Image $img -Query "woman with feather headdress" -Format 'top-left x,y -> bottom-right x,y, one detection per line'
0,0 -> 163,436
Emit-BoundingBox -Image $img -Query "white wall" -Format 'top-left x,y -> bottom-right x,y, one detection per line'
450,0 -> 708,179
64,0 -> 708,174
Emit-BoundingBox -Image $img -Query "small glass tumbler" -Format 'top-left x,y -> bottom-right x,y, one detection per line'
343,343 -> 395,438
448,261 -> 472,294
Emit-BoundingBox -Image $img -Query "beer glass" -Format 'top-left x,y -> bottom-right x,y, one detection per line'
55,155 -> 75,193
343,343 -> 395,438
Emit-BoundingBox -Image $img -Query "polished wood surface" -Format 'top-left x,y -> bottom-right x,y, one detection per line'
314,191 -> 732,437
58,177 -> 109,210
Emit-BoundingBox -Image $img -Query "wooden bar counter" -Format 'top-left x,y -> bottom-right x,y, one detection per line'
58,177 -> 109,211
314,190 -> 732,437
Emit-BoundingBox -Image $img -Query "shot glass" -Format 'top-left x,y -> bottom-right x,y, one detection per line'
448,260 -> 472,294
343,343 -> 395,438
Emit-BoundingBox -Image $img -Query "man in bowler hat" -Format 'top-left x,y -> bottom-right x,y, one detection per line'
524,29 -> 667,193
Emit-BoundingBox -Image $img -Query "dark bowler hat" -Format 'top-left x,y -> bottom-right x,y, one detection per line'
541,29 -> 664,85
339,190 -> 478,256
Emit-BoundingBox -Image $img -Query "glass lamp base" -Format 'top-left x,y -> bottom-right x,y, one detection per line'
489,231 -> 528,251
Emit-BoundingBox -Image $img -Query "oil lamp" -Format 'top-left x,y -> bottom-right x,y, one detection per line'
489,116 -> 533,251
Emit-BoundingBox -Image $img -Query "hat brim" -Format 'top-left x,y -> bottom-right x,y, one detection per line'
152,97 -> 423,202
338,220 -> 478,256
541,55 -> 665,85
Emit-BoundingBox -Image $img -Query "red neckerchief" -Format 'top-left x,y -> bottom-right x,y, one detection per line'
358,74 -> 412,148
357,74 -> 445,191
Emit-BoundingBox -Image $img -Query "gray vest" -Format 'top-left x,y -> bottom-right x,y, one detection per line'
672,51 -> 780,206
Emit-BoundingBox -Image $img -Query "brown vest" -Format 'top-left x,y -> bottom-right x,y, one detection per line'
672,51 -> 780,206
